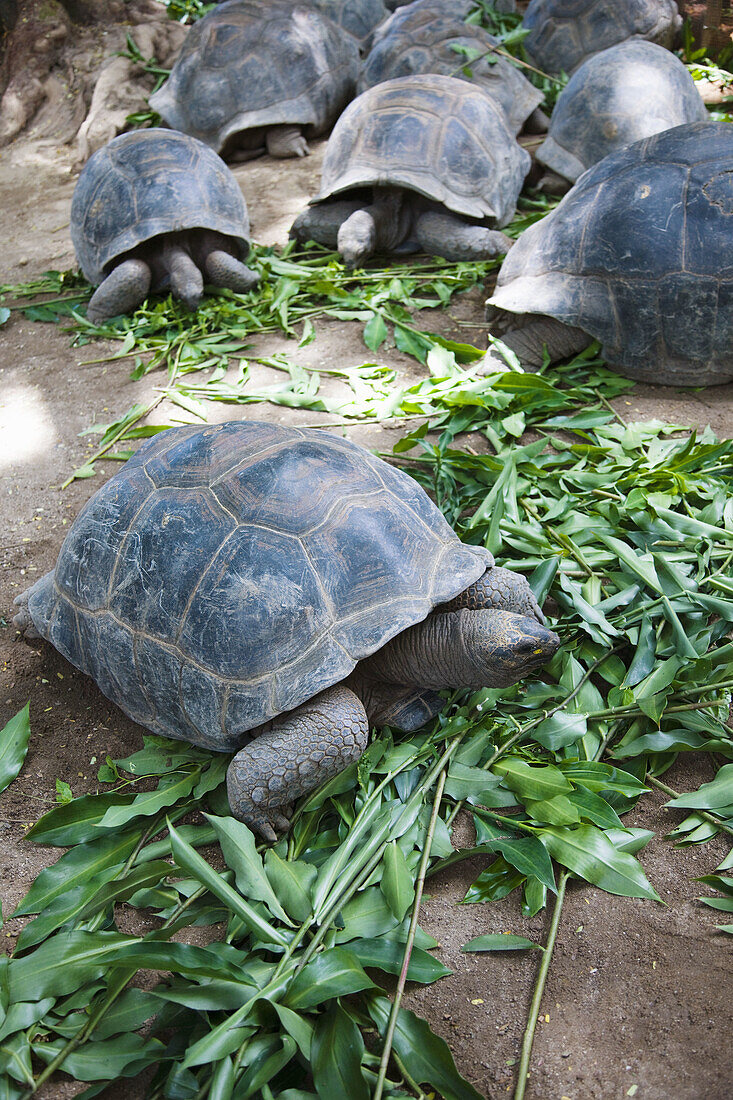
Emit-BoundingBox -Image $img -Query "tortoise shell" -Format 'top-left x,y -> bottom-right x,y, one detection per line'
522,0 -> 681,75
489,122 -> 733,386
359,4 -> 543,134
26,422 -> 491,752
70,129 -> 250,286
537,40 -> 707,182
313,74 -> 530,226
149,1 -> 360,154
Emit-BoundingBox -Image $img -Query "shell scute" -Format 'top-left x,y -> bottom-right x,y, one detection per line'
109,488 -> 237,645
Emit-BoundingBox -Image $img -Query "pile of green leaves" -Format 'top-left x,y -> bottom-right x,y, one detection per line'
1,340 -> 732,1096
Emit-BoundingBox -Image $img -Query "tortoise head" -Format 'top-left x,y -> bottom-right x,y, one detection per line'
461,609 -> 560,688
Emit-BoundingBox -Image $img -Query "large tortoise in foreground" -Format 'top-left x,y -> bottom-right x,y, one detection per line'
483,122 -> 733,387
14,422 -> 559,840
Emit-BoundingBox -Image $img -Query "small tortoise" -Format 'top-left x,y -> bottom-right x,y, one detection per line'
483,122 -> 733,387
358,1 -> 544,134
14,421 -> 559,841
536,40 -> 707,186
522,0 -> 681,75
290,74 -> 530,267
71,129 -> 259,324
149,1 -> 360,159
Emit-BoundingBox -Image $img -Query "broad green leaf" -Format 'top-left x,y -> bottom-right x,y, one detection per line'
94,771 -> 200,829
168,821 -> 288,947
462,934 -> 542,952
13,829 -> 139,916
205,814 -> 293,925
493,759 -> 573,801
363,312 -> 388,351
0,998 -> 55,1044
264,849 -> 316,922
525,795 -> 581,826
92,988 -> 161,1040
380,840 -> 415,920
334,885 -> 401,943
0,704 -> 30,795
208,1055 -> 235,1100
540,825 -> 661,901
463,857 -> 525,904
558,761 -> 648,797
26,792 -> 140,846
312,1003 -> 369,1100
238,1035 -> 296,1099
480,835 -> 556,892
567,787 -> 623,830
665,765 -> 733,811
284,947 -> 375,1010
344,937 -> 451,984
532,711 -> 587,750
273,1002 -> 315,1060
32,1033 -> 164,1081
368,994 -> 483,1100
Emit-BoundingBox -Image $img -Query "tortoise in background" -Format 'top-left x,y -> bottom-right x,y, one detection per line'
14,422 -> 559,841
71,129 -> 258,324
536,40 -> 707,186
290,74 -> 530,267
521,0 -> 681,75
358,1 -> 544,134
483,122 -> 733,387
149,1 -> 360,159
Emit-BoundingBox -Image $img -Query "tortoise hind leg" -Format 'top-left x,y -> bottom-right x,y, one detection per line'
290,200 -> 364,249
86,259 -> 151,323
227,684 -> 368,842
414,211 -> 512,261
204,251 -> 260,293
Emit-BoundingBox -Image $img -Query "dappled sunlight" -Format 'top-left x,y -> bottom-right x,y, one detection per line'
0,384 -> 58,471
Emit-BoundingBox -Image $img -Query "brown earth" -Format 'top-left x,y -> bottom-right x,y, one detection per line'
1,7 -> 733,1100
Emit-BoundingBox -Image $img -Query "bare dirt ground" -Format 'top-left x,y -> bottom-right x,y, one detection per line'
1,19 -> 732,1100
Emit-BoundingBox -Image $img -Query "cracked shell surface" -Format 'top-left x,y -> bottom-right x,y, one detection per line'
26,422 -> 491,751
313,74 -> 530,226
149,2 -> 360,153
70,129 -> 250,285
489,122 -> 733,385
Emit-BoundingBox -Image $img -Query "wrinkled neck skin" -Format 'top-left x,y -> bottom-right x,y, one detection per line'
352,607 -> 559,721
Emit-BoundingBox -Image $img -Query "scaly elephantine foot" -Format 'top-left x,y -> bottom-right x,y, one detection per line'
266,124 -> 309,158
86,258 -> 151,323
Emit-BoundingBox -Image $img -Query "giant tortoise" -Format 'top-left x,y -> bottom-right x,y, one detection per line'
536,40 -> 707,185
483,122 -> 733,387
71,129 -> 259,323
290,74 -> 530,266
149,1 -> 360,159
14,422 -> 559,840
522,0 -> 681,75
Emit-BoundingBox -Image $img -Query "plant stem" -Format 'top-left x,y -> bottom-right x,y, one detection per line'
372,767 -> 448,1100
513,872 -> 568,1100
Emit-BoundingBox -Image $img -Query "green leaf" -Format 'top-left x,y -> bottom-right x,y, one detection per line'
380,840 -> 415,920
462,934 -> 542,952
368,994 -> 483,1100
665,765 -> 733,811
264,849 -> 316,922
334,885 -> 401,942
168,821 -> 288,947
344,937 -> 451,984
94,771 -> 200,829
13,830 -> 139,916
525,795 -> 581,826
540,825 -> 661,901
532,711 -> 587,750
26,792 -> 140,846
205,814 -> 293,925
463,857 -> 525,904
363,312 -> 388,351
493,759 -> 573,801
312,1003 -> 369,1100
480,835 -> 556,892
284,947 -> 376,1010
0,704 -> 30,795
32,1034 -> 164,1081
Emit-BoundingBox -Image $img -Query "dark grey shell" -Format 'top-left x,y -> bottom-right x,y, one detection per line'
312,0 -> 389,41
314,74 -> 530,226
149,2 -> 360,153
522,0 -> 681,75
489,122 -> 733,385
358,5 -> 543,134
537,40 -> 708,182
70,129 -> 250,286
26,422 -> 490,752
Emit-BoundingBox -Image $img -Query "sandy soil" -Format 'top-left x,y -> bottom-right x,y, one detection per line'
1,31 -> 732,1100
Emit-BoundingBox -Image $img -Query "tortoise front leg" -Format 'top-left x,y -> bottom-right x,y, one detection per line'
414,211 -> 513,261
204,250 -> 260,292
266,124 -> 309,158
290,200 -> 364,249
227,684 -> 369,842
86,258 -> 151,323
161,242 -> 204,311
481,317 -> 592,371
440,565 -> 545,624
